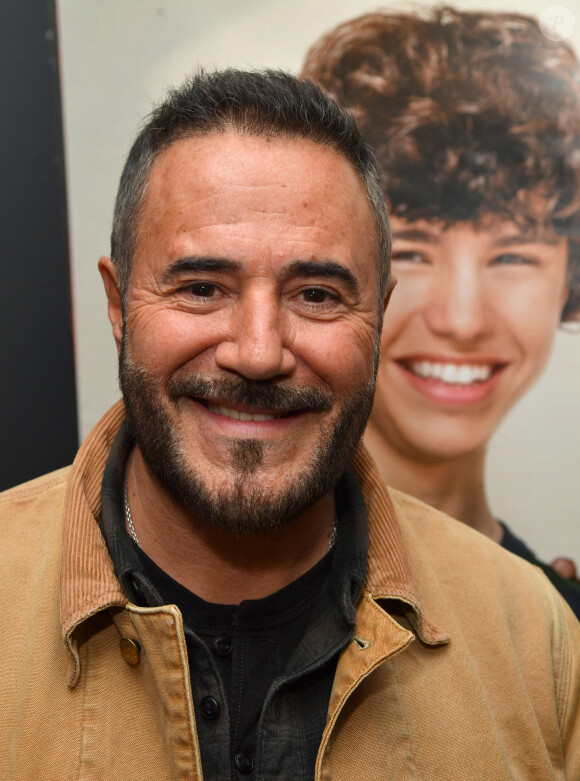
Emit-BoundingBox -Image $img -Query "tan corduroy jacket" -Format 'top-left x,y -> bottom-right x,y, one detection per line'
1,401 -> 579,780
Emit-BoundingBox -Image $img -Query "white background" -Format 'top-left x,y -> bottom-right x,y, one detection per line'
57,0 -> 580,561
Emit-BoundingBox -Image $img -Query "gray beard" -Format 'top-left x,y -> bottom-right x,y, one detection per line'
119,343 -> 377,534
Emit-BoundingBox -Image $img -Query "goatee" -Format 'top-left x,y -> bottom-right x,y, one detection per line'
119,342 -> 376,534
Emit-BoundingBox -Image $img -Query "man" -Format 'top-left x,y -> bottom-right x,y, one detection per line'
1,69 -> 579,780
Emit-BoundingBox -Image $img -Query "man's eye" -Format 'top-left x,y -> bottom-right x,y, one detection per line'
301,288 -> 333,304
391,250 -> 427,264
187,282 -> 218,297
491,253 -> 537,266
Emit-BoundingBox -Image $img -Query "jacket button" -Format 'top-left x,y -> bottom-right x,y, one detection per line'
234,751 -> 254,774
119,637 -> 141,667
200,696 -> 221,720
213,635 -> 232,656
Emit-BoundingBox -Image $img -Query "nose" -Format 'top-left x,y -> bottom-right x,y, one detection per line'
424,263 -> 493,342
214,289 -> 296,380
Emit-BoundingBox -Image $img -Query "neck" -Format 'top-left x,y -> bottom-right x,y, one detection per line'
363,424 -> 503,543
125,448 -> 336,604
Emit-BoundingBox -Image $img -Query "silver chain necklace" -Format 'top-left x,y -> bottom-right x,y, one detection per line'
124,473 -> 140,547
328,519 -> 338,551
124,472 -> 338,552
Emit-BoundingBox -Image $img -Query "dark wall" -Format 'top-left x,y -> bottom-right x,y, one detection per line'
0,0 -> 78,491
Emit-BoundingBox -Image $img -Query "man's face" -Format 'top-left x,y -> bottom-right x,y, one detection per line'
103,132 -> 381,532
371,215 -> 569,461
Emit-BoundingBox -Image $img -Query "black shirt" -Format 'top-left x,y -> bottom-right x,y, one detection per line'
100,422 -> 368,780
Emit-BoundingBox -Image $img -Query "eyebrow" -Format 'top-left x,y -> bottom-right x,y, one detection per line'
162,256 -> 360,296
162,256 -> 242,283
392,229 -> 439,244
286,260 -> 360,296
492,233 -> 562,248
393,227 -> 562,248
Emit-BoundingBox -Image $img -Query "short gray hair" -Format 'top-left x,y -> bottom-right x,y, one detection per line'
110,68 -> 391,303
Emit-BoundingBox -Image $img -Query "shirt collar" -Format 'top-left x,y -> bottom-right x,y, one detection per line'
99,420 -> 166,608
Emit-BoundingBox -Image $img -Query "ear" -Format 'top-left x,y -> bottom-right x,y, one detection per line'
98,256 -> 124,354
383,275 -> 397,313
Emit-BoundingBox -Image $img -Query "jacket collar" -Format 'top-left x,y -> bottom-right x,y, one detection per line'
351,445 -> 450,646
60,401 -> 128,685
60,401 -> 448,685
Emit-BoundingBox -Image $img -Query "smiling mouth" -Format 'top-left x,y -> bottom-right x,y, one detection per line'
203,401 -> 292,421
404,360 -> 499,386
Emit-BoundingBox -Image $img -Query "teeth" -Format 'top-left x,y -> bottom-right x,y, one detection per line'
410,361 -> 492,385
206,403 -> 276,421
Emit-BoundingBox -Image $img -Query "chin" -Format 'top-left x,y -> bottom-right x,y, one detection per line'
383,417 -> 494,463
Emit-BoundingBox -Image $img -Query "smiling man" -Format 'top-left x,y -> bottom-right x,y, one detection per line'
105,130 -> 381,560
1,69 -> 580,780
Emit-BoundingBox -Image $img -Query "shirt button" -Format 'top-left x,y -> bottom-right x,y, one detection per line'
119,637 -> 141,667
200,696 -> 221,720
213,635 -> 232,656
234,752 -> 254,774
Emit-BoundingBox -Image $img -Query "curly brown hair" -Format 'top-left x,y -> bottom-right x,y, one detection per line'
302,6 -> 580,320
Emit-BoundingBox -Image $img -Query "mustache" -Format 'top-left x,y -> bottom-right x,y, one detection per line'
167,375 -> 334,414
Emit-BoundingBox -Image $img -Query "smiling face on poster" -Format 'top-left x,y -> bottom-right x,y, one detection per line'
301,6 -> 580,590
57,0 -> 580,566
370,218 -> 569,462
